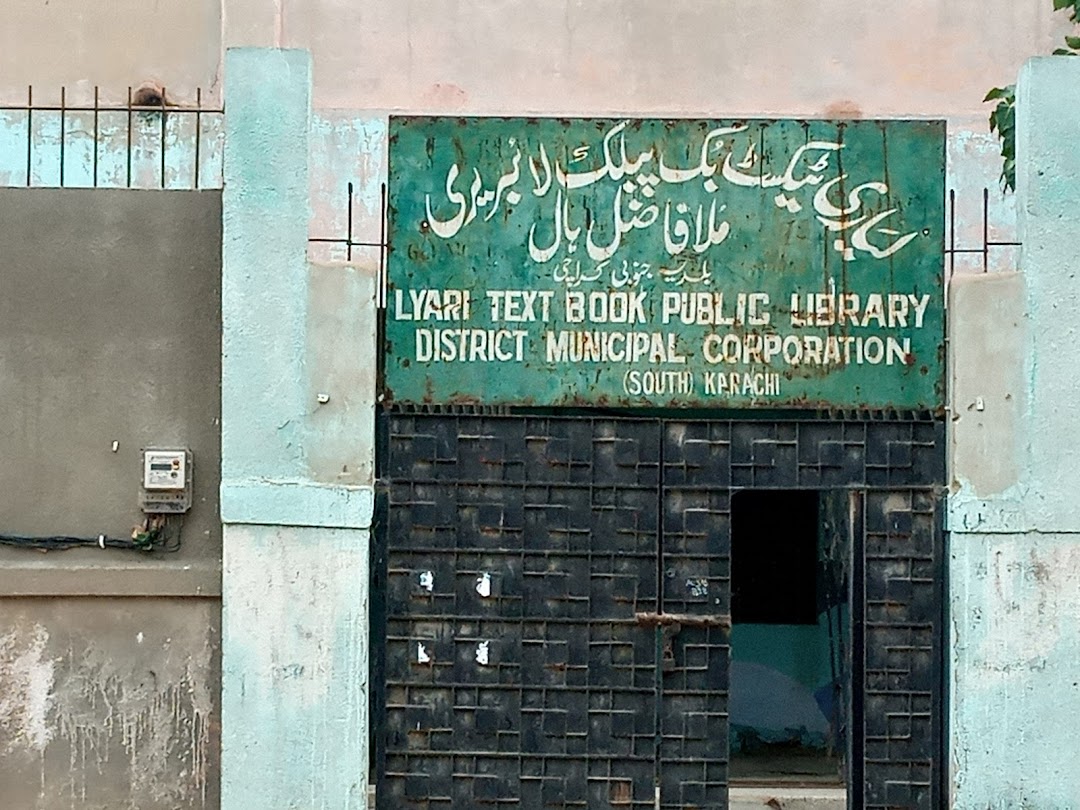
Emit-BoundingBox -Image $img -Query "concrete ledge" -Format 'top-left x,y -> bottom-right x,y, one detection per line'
729,786 -> 845,809
0,561 -> 222,596
220,479 -> 374,529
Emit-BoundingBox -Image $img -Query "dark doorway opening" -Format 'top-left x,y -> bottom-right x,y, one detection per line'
729,489 -> 850,792
732,490 -> 820,625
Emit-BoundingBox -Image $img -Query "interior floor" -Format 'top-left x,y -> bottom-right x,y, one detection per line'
730,748 -> 844,786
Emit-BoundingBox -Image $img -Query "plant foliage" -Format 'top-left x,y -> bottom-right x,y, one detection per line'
986,0 -> 1080,192
984,85 -> 1016,191
1054,0 -> 1080,23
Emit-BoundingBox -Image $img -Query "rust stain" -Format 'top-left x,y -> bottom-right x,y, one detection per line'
824,100 -> 864,119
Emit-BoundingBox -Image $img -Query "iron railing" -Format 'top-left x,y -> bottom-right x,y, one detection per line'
0,93 -> 1019,276
0,85 -> 224,189
306,182 -> 1020,298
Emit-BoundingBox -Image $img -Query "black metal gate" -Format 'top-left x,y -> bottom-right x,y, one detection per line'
374,414 -> 945,810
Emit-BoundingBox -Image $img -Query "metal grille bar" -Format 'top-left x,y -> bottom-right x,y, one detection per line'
0,85 -> 223,189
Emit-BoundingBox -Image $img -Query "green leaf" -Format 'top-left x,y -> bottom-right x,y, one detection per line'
1066,36 -> 1080,49
1053,0 -> 1080,22
1003,158 -> 1016,193
1052,48 -> 1077,55
983,86 -> 1014,102
984,85 -> 1016,194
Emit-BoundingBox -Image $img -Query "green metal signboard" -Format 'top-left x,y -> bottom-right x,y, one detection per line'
386,117 -> 945,409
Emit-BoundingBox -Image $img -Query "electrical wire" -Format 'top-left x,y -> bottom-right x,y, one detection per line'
0,514 -> 183,553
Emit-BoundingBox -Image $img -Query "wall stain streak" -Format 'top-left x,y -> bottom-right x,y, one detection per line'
52,636 -> 214,807
0,602 -> 219,810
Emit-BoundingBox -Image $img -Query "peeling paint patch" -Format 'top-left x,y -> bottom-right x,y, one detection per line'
0,624 -> 55,754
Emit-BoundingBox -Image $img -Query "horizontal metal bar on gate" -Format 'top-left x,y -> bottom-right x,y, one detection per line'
386,549 -> 661,558
383,752 -> 662,764
635,611 -> 731,628
389,479 -> 945,490
384,751 -> 726,763
385,681 -> 727,698
386,616 -> 680,625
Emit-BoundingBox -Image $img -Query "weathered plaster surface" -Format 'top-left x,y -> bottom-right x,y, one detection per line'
948,272 -> 1025,502
0,623 -> 55,755
0,0 -> 220,105
219,479 -> 374,529
949,57 -> 1080,809
307,114 -> 387,254
0,599 -> 219,810
221,525 -> 368,810
221,48 -> 313,489
221,49 -> 376,514
305,261 -> 378,486
243,0 -> 1067,116
1015,58 -> 1080,534
946,131 -> 1018,275
951,533 -> 1080,808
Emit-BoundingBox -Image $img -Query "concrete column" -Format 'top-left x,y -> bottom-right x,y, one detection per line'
220,48 -> 374,810
948,56 -> 1080,808
1015,57 -> 1080,531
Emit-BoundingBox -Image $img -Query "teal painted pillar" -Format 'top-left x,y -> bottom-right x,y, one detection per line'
220,48 -> 375,810
1016,57 -> 1080,531
949,56 -> 1080,808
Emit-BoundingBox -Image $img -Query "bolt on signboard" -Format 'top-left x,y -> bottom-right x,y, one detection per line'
385,117 -> 945,410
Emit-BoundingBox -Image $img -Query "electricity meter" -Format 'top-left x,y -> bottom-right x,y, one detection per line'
140,448 -> 192,513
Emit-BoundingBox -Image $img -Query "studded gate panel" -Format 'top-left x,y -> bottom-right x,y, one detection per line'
380,417 -> 668,809
376,415 -> 946,810
857,489 -> 943,810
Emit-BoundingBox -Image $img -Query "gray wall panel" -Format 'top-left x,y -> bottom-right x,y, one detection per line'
0,597 -> 220,810
0,189 -> 222,593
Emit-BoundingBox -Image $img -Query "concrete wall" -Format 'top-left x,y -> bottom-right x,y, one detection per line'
0,0 -> 221,106
1,0 -> 1070,268
0,110 -> 224,190
1,599 -> 219,810
0,189 -> 221,591
947,56 -> 1080,808
0,0 -> 1066,116
0,190 -> 222,808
